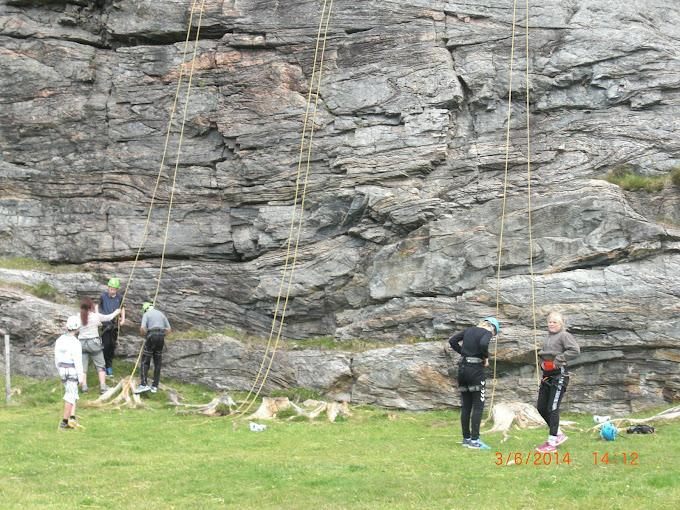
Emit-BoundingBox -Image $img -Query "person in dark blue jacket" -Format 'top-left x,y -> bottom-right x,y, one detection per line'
99,277 -> 125,376
448,317 -> 500,450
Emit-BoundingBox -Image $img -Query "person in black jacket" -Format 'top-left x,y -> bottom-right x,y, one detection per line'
448,317 -> 500,450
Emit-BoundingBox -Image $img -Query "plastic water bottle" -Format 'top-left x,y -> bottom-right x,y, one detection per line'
249,422 -> 267,432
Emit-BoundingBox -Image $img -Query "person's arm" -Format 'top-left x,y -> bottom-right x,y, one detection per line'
119,305 -> 126,326
448,331 -> 464,354
163,315 -> 171,334
96,309 -> 120,323
54,340 -> 61,370
140,314 -> 147,335
555,332 -> 580,365
480,331 -> 492,363
73,339 -> 84,383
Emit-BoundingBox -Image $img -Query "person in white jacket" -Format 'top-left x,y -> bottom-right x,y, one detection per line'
78,297 -> 121,394
54,316 -> 85,429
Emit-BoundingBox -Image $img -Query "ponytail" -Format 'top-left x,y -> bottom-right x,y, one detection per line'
80,297 -> 94,326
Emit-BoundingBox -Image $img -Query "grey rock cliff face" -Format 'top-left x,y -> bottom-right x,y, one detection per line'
1,0 -> 679,412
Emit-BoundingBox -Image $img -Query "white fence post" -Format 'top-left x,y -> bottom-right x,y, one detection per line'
4,334 -> 9,404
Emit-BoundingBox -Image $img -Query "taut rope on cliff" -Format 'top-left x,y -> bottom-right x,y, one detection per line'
102,0 -> 208,406
101,0 -> 334,412
488,0 -> 541,417
231,0 -> 335,418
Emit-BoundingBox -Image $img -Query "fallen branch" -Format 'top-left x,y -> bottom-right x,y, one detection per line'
484,401 -> 576,442
587,405 -> 680,432
248,397 -> 352,422
173,395 -> 237,416
249,397 -> 292,420
290,400 -> 326,419
326,401 -> 352,422
163,386 -> 236,416
85,376 -> 146,409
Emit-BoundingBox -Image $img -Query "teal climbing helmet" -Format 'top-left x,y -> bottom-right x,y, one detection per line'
600,422 -> 618,441
483,317 -> 501,335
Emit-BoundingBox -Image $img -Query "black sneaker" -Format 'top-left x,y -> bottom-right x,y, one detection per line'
59,421 -> 71,430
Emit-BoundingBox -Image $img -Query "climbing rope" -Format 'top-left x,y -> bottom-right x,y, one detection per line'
488,0 -> 541,416
153,0 -> 207,305
116,0 -> 207,389
488,0 -> 519,418
232,0 -> 334,418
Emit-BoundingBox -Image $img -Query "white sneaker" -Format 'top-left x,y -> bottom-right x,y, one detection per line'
554,433 -> 568,446
150,386 -> 158,394
134,385 -> 151,394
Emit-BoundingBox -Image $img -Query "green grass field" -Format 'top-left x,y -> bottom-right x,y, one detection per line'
1,373 -> 679,510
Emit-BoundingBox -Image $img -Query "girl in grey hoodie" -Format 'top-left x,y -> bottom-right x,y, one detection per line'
535,311 -> 580,453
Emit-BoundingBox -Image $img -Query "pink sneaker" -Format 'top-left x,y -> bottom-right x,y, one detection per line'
554,433 -> 568,446
536,442 -> 557,453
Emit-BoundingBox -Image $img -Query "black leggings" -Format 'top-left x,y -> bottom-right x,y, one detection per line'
458,363 -> 485,440
141,334 -> 165,387
536,371 -> 569,436
102,325 -> 118,369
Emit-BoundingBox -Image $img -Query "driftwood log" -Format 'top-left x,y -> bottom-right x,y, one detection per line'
588,405 -> 680,432
85,376 -> 146,409
248,397 -> 351,422
168,391 -> 237,416
484,402 -> 576,442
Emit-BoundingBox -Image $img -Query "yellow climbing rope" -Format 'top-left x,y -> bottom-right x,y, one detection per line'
488,0 -> 541,417
153,0 -> 208,305
232,0 -> 334,418
109,0 -> 331,408
116,0 -> 207,388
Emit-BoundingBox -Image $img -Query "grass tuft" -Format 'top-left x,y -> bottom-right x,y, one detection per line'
167,327 -> 435,352
670,165 -> 680,188
32,281 -> 58,300
603,166 -> 668,192
0,279 -> 61,302
274,406 -> 298,419
0,257 -> 77,273
270,387 -> 325,402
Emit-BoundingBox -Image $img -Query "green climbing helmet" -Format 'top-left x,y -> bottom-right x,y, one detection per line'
142,302 -> 153,313
483,317 -> 501,335
107,277 -> 121,289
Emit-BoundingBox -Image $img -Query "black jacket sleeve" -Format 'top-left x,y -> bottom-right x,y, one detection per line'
448,331 -> 464,354
479,331 -> 492,359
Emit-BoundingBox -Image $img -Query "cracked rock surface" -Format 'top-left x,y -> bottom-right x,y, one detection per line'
1,0 -> 679,411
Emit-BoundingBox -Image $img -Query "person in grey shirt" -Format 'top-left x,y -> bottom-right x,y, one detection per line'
535,311 -> 580,453
135,302 -> 171,394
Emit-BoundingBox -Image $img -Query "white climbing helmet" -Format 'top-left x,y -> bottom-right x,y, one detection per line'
66,315 -> 81,331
